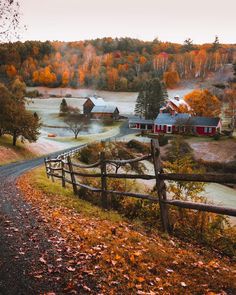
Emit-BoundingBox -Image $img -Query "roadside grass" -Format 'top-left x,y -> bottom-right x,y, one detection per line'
30,166 -> 123,223
18,166 -> 236,294
0,135 -> 36,165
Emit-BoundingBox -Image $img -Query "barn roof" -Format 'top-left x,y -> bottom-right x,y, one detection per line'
84,96 -> 106,106
91,105 -> 119,114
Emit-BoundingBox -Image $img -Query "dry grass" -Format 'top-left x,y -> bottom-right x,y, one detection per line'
0,135 -> 36,165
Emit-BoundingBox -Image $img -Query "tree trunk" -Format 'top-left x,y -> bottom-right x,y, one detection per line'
12,132 -> 17,146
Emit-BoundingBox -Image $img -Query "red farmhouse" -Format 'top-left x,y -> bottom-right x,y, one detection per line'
129,113 -> 222,136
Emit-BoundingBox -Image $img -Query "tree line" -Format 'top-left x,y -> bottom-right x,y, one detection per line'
0,37 -> 235,92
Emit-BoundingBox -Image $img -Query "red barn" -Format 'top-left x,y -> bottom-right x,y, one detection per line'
83,95 -> 119,120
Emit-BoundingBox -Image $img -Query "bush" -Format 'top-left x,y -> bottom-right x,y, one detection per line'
65,93 -> 72,98
213,133 -> 221,140
25,90 -> 42,98
158,135 -> 169,146
126,140 -> 150,154
78,142 -> 104,164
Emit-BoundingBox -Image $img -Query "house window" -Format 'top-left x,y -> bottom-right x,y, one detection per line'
167,125 -> 172,133
140,124 -> 146,129
147,124 -> 152,130
204,127 -> 212,133
129,123 -> 137,129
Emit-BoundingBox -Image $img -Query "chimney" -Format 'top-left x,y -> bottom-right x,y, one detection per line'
170,109 -> 176,116
174,95 -> 180,101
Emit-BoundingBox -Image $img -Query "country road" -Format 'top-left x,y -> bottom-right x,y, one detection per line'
0,144 -> 89,294
0,122 -> 138,294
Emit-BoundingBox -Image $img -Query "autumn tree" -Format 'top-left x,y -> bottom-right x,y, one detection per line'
135,78 -> 167,119
184,89 -> 221,117
0,81 -> 41,145
224,62 -> 236,133
64,111 -> 85,139
163,71 -> 180,88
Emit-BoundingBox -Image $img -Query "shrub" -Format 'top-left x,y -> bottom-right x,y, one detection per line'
213,133 -> 221,140
25,90 -> 42,98
126,140 -> 150,154
158,135 -> 169,146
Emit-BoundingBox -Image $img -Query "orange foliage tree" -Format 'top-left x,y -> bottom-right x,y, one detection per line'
163,71 -> 180,88
6,65 -> 17,79
184,89 -> 221,117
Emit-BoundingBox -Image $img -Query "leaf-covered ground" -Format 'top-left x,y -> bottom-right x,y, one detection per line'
17,167 -> 236,294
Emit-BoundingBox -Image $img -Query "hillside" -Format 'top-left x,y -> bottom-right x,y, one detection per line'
17,167 -> 236,294
0,135 -> 36,165
0,38 -> 235,92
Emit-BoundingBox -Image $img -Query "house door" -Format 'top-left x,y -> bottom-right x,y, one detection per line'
167,125 -> 172,133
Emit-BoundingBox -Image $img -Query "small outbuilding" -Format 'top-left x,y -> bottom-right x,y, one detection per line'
83,95 -> 119,120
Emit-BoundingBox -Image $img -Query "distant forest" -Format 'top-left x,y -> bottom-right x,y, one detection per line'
0,38 -> 235,91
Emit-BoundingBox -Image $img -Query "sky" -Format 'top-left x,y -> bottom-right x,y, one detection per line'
21,0 -> 236,44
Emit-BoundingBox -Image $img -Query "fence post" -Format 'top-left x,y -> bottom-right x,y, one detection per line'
48,157 -> 54,182
44,158 -> 49,179
67,156 -> 78,195
151,139 -> 170,233
61,159 -> 66,188
100,151 -> 108,208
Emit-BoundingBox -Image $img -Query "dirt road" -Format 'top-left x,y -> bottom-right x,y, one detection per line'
0,146 -> 87,294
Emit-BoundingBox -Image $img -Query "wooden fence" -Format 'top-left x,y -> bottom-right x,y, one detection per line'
44,139 -> 236,233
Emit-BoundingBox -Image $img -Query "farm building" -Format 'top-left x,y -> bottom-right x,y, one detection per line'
83,95 -> 119,119
160,95 -> 190,114
129,113 -> 222,136
128,118 -> 154,132
91,105 -> 119,120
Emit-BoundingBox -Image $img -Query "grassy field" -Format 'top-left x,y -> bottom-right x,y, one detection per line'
0,135 -> 36,165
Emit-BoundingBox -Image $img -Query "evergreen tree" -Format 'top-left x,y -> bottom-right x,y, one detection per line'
182,38 -> 195,52
60,98 -> 69,115
135,78 -> 166,119
211,35 -> 220,52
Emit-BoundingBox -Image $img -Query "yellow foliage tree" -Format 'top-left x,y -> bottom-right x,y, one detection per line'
184,89 -> 221,117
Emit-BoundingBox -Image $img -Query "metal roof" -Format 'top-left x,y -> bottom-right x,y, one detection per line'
91,105 -> 119,113
155,113 -> 220,127
154,113 -> 190,125
84,96 -> 106,106
188,116 -> 221,127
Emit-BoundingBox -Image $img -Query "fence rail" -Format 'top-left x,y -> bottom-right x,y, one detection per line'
44,139 -> 236,233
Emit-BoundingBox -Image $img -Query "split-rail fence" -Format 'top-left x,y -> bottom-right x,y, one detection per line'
44,139 -> 236,233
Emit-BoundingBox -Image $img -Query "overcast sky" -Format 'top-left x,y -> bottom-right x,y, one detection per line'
21,0 -> 236,44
